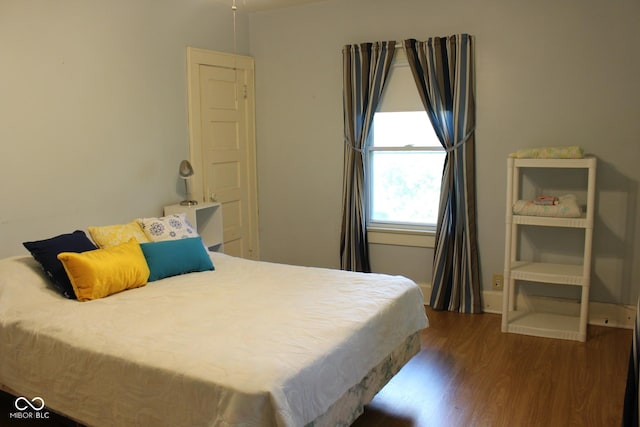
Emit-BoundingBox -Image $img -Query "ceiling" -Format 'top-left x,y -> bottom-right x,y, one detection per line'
213,0 -> 329,12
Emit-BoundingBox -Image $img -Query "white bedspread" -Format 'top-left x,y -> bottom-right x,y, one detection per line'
0,253 -> 427,427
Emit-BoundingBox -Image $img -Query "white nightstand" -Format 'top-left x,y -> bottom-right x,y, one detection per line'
164,202 -> 223,252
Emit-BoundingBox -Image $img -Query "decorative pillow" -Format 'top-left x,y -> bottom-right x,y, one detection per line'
57,239 -> 150,302
140,237 -> 214,281
137,213 -> 197,242
88,221 -> 150,248
22,231 -> 98,299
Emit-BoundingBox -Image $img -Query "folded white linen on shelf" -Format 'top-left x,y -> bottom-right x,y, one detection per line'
509,146 -> 584,159
513,194 -> 581,217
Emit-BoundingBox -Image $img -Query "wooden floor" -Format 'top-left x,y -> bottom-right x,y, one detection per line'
353,307 -> 632,427
0,307 -> 632,427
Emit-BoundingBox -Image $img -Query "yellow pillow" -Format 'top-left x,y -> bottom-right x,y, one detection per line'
57,239 -> 150,302
88,221 -> 150,248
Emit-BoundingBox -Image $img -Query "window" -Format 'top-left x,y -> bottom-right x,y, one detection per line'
369,112 -> 444,228
366,51 -> 445,244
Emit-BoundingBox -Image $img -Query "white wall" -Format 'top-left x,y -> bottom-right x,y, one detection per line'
249,0 -> 640,304
0,0 -> 249,258
1,0 -> 638,307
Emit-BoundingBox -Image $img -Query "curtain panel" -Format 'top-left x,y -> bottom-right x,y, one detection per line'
340,41 -> 395,272
403,35 -> 482,313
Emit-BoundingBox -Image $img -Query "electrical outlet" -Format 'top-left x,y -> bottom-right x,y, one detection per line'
492,273 -> 504,290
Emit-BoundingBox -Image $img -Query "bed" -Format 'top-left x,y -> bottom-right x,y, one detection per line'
0,249 -> 428,426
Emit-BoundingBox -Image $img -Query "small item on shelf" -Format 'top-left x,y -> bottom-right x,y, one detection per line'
512,194 -> 581,218
533,196 -> 558,206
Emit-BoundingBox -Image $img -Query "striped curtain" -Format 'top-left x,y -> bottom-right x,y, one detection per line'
340,42 -> 396,272
403,35 -> 482,313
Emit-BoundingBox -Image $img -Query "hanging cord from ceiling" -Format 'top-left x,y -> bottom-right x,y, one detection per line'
232,0 -> 238,54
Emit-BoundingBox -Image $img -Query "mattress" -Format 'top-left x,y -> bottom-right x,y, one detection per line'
0,253 -> 428,427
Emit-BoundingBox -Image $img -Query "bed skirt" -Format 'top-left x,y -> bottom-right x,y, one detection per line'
1,331 -> 421,427
308,331 -> 421,427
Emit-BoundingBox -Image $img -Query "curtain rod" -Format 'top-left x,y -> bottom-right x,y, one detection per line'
343,41 -> 407,50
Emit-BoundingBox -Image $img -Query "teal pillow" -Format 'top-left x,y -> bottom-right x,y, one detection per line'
140,237 -> 214,282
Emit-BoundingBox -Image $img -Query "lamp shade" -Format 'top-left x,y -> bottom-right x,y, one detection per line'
179,160 -> 194,178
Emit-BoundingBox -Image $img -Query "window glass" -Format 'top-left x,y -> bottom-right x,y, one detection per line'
369,111 -> 444,227
370,150 -> 445,225
371,111 -> 440,148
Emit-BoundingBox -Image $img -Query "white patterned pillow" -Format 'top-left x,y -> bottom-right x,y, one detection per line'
137,213 -> 198,242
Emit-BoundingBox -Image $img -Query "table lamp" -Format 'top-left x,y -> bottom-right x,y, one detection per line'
179,160 -> 198,206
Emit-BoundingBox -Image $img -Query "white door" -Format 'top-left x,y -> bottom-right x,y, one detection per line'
187,48 -> 259,260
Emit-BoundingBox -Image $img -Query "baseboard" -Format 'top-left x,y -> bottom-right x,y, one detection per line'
419,283 -> 635,329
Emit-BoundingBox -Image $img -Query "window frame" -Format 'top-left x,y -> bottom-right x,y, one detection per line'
365,118 -> 444,249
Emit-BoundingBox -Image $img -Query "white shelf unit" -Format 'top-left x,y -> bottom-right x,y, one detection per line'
164,202 -> 224,252
501,156 -> 596,342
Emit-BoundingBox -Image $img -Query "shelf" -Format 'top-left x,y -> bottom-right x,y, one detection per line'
509,261 -> 586,286
511,214 -> 591,228
505,311 -> 584,341
503,156 -> 596,342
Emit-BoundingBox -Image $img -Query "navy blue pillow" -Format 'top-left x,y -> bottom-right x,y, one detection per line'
140,237 -> 214,282
23,230 -> 97,299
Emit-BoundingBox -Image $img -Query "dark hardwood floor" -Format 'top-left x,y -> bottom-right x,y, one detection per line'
0,307 -> 632,426
353,307 -> 632,427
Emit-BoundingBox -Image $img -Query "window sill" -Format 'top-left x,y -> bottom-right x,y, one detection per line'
367,227 -> 436,249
